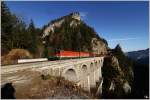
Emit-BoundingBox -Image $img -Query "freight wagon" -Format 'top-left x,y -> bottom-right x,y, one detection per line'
48,50 -> 91,60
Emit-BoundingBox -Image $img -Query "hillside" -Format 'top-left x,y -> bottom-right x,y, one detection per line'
42,12 -> 108,57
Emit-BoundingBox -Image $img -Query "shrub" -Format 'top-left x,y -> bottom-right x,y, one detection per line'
2,49 -> 32,65
41,74 -> 52,80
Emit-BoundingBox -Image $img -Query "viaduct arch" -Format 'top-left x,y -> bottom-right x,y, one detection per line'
61,57 -> 104,93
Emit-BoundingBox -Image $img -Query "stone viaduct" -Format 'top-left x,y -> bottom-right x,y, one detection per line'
1,57 -> 104,95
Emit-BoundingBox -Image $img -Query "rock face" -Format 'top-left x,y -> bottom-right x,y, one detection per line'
111,56 -> 123,75
111,56 -> 132,95
109,81 -> 115,91
102,56 -> 132,98
42,12 -> 108,55
42,12 -> 80,38
91,38 -> 107,55
43,19 -> 64,38
123,82 -> 131,94
71,12 -> 80,21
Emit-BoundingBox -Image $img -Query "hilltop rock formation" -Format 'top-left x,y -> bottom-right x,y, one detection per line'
42,12 -> 108,56
43,12 -> 81,38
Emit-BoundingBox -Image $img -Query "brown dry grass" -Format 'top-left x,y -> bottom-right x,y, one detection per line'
1,49 -> 32,65
14,73 -> 92,99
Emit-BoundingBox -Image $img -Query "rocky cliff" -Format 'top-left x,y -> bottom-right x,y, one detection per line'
102,44 -> 133,98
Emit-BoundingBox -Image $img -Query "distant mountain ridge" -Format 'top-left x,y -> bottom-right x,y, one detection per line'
127,48 -> 149,98
126,48 -> 149,61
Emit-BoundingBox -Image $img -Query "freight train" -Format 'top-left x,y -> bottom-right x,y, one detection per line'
18,50 -> 104,63
48,50 -> 92,60
18,50 -> 91,63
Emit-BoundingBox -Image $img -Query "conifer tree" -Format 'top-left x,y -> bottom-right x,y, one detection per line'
27,19 -> 38,54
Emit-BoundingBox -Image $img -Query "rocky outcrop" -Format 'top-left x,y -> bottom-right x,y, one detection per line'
42,12 -> 80,38
111,56 -> 131,95
91,38 -> 107,55
123,81 -> 131,94
43,19 -> 64,38
71,12 -> 80,21
109,81 -> 115,91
